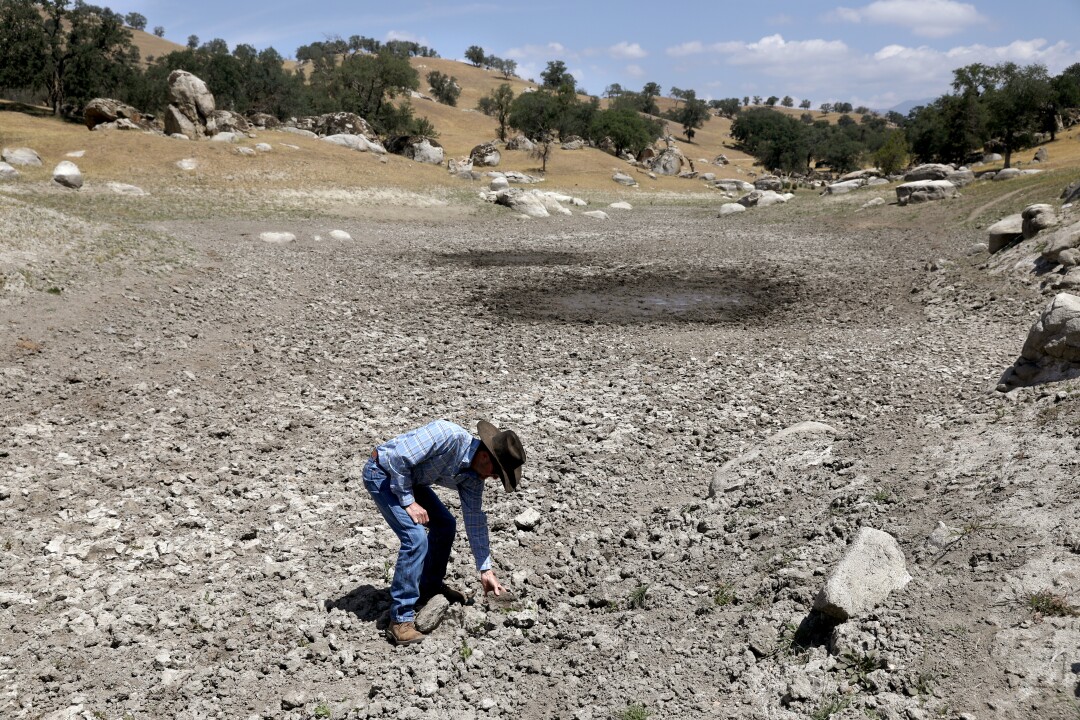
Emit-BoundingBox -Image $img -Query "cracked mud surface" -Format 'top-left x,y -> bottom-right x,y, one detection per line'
1,194 -> 1079,720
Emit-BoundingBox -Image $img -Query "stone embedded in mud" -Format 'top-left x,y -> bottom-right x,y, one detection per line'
813,527 -> 911,621
514,508 -> 541,530
415,594 -> 449,633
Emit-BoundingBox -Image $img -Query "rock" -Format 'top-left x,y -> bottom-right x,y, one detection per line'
747,623 -> 778,657
494,188 -> 549,218
52,161 -> 83,189
448,157 -> 477,180
903,163 -> 952,181
927,522 -> 963,550
987,214 -> 1023,253
83,98 -> 149,130
236,146 -> 256,156
649,148 -> 687,176
561,137 -> 586,150
714,179 -> 754,193
280,127 -> 318,139
470,142 -> 501,167
298,112 -> 375,139
1022,203 -> 1058,239
738,190 -> 787,208
255,143 -> 272,152
612,172 -> 637,187
2,147 -> 42,166
506,134 -> 535,151
860,197 -> 886,209
1033,147 -> 1048,163
328,230 -> 352,241
895,180 -> 957,206
209,109 -> 251,134
176,158 -> 198,171
583,211 -> 609,220
609,202 -> 632,210
322,134 -> 385,153
826,179 -> 865,195
499,170 -> 543,184
505,608 -> 537,629
983,153 -> 1002,163
994,167 -> 1021,181
1042,220 -> 1080,267
714,154 -> 729,165
210,132 -> 239,143
164,105 -> 199,139
0,162 -> 18,179
754,175 -> 783,191
514,508 -> 542,530
259,232 -> 296,244
280,690 -> 307,710
813,527 -> 911,621
415,594 -> 450,633
489,176 -> 510,192
718,203 -> 746,216
1062,180 -> 1080,205
387,135 -> 444,164
1020,293 -> 1080,364
945,168 -> 975,187
106,182 -> 147,196
248,112 -> 280,128
701,172 -> 716,182
838,169 -> 881,182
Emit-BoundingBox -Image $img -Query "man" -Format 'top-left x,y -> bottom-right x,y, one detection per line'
363,419 -> 526,645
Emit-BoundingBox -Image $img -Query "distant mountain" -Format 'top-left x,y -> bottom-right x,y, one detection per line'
882,97 -> 936,116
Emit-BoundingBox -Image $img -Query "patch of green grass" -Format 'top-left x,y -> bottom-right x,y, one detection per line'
713,582 -> 736,606
314,701 -> 331,718
626,584 -> 649,610
614,703 -> 650,720
870,488 -> 891,503
838,650 -> 885,686
459,638 -> 472,661
810,695 -> 850,720
1027,590 -> 1079,618
45,286 -> 62,294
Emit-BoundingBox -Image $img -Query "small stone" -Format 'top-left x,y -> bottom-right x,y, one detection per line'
176,158 -> 198,171
927,521 -> 962,549
259,232 -> 296,244
608,202 -> 632,210
415,594 -> 449,633
280,690 -> 306,710
514,508 -> 541,530
813,527 -> 911,621
583,211 -> 609,220
328,230 -> 352,241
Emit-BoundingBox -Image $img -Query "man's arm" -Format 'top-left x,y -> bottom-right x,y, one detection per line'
459,478 -> 505,595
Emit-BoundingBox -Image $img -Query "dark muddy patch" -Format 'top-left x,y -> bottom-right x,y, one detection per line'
433,250 -> 591,267
484,269 -> 800,325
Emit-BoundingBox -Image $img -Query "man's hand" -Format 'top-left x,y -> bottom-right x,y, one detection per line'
480,569 -> 504,597
405,502 -> 428,525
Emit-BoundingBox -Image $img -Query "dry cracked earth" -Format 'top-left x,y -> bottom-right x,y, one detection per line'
1,182 -> 1079,720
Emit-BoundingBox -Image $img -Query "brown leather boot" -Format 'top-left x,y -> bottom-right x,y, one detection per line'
385,621 -> 424,645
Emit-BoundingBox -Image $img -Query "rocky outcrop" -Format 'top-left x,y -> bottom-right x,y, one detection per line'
321,134 -> 386,154
903,163 -> 952,182
826,179 -> 865,195
561,136 -> 586,150
1042,220 -> 1080,267
165,70 -> 215,139
648,147 -> 688,176
506,134 -> 535,152
1022,204 -> 1058,240
895,180 -> 957,206
754,175 -> 782,192
1033,147 -> 1048,163
713,179 -> 755,194
1000,293 -> 1080,388
386,136 -> 444,164
1060,180 -> 1080,205
83,98 -> 151,131
248,113 -> 280,129
470,142 -> 501,167
945,168 -> 975,187
296,112 -> 375,139
209,110 -> 251,135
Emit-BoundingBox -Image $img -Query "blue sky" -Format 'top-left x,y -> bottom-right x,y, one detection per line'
120,0 -> 1080,110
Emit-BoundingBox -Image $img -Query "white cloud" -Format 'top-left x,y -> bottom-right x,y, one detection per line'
385,30 -> 428,45
666,41 -> 704,57
609,41 -> 647,60
831,0 -> 985,38
625,63 -> 645,77
507,42 -> 571,60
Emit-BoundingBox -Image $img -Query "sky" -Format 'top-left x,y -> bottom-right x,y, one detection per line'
117,0 -> 1080,111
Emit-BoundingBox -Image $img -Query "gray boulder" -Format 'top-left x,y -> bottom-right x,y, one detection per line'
754,175 -> 783,191
994,167 -> 1021,181
514,508 -> 542,530
987,214 -> 1023,253
506,134 -> 535,151
1033,147 -> 1048,163
718,203 -> 746,216
166,70 -> 215,138
714,178 -> 754,193
1021,293 -> 1080,364
983,153 -> 1003,163
83,98 -> 150,131
813,527 -> 911,621
52,161 -> 83,189
0,162 -> 18,180
470,142 -> 501,167
447,158 -> 477,180
1042,220 -> 1080,267
826,179 -> 865,195
279,126 -> 318,139
2,147 -> 42,166
896,180 -> 957,206
1061,180 -> 1080,205
494,188 -> 549,218
1022,203 -> 1058,239
415,595 -> 450,633
248,112 -> 280,129
164,104 -> 199,140
945,168 -> 975,187
904,163 -> 952,181
387,136 -> 444,164
838,169 -> 881,182
209,110 -> 251,134
299,112 -> 375,139
738,190 -> 788,208
612,172 -> 637,187
649,148 -> 687,176
322,134 -> 385,153
561,136 -> 586,150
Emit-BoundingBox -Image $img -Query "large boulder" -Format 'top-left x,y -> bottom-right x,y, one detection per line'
1033,147 -> 1048,163
714,178 -> 754,194
738,190 -> 788,208
945,168 -> 975,187
718,203 -> 746,216
470,142 -> 501,167
612,172 -> 637,187
813,528 -> 911,621
994,167 -> 1022,181
166,70 -> 215,138
838,169 -> 881,182
561,136 -> 586,150
209,110 -> 252,134
1061,180 -> 1080,205
1042,220 -> 1080,267
1000,293 -> 1080,389
904,163 -> 953,181
826,179 -> 865,195
987,214 -> 1023,253
895,179 -> 957,206
387,136 -> 444,164
321,134 -> 386,154
506,134 -> 534,152
447,157 -> 478,180
493,188 -> 549,218
754,175 -> 783,191
83,98 -> 149,131
1022,203 -> 1058,240
299,112 -> 374,139
247,112 -> 280,129
649,148 -> 687,176
2,147 -> 42,166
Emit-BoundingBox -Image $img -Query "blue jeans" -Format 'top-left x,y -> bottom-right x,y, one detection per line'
363,460 -> 456,623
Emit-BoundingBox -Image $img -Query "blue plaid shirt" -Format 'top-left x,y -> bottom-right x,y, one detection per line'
374,420 -> 492,571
